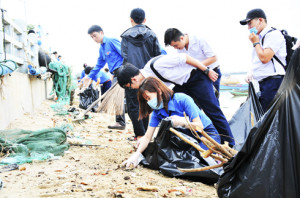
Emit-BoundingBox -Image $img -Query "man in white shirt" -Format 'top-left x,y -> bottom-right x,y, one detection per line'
240,8 -> 286,111
117,53 -> 235,147
164,28 -> 222,92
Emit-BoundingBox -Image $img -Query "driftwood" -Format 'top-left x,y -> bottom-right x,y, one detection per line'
169,113 -> 238,172
169,128 -> 227,163
178,163 -> 224,172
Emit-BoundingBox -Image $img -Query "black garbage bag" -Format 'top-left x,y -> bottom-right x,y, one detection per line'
38,50 -> 51,67
79,86 -> 99,112
229,82 -> 264,151
140,119 -> 223,185
217,48 -> 300,198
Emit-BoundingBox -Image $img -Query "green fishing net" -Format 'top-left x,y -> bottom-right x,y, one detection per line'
49,62 -> 77,114
0,128 -> 69,165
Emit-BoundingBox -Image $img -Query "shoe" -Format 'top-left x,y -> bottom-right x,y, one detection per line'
127,136 -> 137,141
108,123 -> 125,130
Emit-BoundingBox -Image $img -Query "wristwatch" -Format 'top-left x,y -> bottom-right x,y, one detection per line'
253,42 -> 260,47
203,68 -> 210,76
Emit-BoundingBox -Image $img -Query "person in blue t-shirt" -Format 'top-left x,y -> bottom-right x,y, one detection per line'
122,77 -> 220,168
97,70 -> 112,94
81,25 -> 126,130
80,63 -> 87,81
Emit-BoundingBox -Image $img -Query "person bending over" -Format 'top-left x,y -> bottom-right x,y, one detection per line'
122,77 -> 220,168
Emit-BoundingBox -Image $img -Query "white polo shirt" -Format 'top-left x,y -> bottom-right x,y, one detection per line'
141,54 -> 194,87
177,35 -> 220,70
251,26 -> 286,82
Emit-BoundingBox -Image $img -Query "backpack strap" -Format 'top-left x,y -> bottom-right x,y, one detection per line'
149,55 -> 180,86
261,28 -> 286,69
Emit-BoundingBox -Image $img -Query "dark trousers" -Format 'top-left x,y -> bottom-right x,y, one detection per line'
173,69 -> 235,146
213,67 -> 222,93
259,76 -> 283,112
112,76 -> 126,126
101,80 -> 112,94
125,88 -> 148,137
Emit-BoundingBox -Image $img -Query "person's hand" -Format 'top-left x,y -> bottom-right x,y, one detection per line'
122,151 -> 142,168
170,115 -> 188,128
245,74 -> 253,83
249,32 -> 259,44
80,76 -> 92,91
208,69 -> 218,82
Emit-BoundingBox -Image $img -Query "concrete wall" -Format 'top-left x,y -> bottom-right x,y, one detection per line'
0,72 -> 52,130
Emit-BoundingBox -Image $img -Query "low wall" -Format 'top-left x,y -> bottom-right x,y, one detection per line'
0,72 -> 52,130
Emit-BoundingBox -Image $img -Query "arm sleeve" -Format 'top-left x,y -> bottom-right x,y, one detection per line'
111,38 -> 122,55
89,48 -> 106,79
153,37 -> 162,56
199,37 -> 215,58
121,38 -> 128,63
149,111 -> 160,127
181,95 -> 200,121
263,31 -> 285,54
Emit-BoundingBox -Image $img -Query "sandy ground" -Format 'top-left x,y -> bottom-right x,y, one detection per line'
0,96 -> 218,198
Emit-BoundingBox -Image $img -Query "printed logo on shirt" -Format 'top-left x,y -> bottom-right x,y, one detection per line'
106,51 -> 110,55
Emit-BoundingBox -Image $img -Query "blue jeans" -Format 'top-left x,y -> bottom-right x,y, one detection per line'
173,69 -> 235,146
259,76 -> 283,112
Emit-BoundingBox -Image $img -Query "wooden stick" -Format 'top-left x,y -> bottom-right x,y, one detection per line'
195,126 -> 233,159
178,163 -> 224,172
201,148 -> 214,158
183,112 -> 233,159
169,128 -> 205,152
169,128 -> 227,163
201,137 -> 230,160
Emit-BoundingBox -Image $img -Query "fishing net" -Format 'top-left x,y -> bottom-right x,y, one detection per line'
49,62 -> 77,114
0,128 -> 69,165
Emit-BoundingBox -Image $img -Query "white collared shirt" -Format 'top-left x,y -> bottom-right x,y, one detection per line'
177,35 -> 220,70
251,26 -> 286,82
141,54 -> 194,87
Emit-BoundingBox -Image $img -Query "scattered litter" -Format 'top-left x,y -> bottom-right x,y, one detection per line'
137,186 -> 158,192
0,163 -> 19,173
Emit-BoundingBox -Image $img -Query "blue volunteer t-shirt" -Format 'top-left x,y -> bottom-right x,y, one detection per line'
97,71 -> 110,84
149,93 -> 212,128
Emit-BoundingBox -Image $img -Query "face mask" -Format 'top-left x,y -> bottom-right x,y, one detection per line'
147,97 -> 163,110
249,19 -> 261,35
249,27 -> 258,35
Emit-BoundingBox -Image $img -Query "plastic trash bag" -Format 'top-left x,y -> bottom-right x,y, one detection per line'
229,82 -> 264,151
79,86 -> 99,112
217,48 -> 300,198
140,119 -> 223,185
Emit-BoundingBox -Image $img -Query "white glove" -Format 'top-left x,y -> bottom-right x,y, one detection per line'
170,115 -> 188,128
122,151 -> 142,168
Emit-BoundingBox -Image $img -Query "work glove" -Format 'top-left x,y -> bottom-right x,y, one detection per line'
122,151 -> 143,168
170,115 -> 188,128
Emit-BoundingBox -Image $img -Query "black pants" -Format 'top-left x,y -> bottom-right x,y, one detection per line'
112,76 -> 126,126
173,69 -> 235,146
125,88 -> 148,137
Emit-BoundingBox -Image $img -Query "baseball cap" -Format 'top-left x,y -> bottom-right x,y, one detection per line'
240,8 -> 266,25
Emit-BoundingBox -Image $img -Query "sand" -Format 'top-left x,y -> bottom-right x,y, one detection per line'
0,97 -> 218,198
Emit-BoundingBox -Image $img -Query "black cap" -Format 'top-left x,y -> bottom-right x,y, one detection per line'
240,8 -> 266,25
